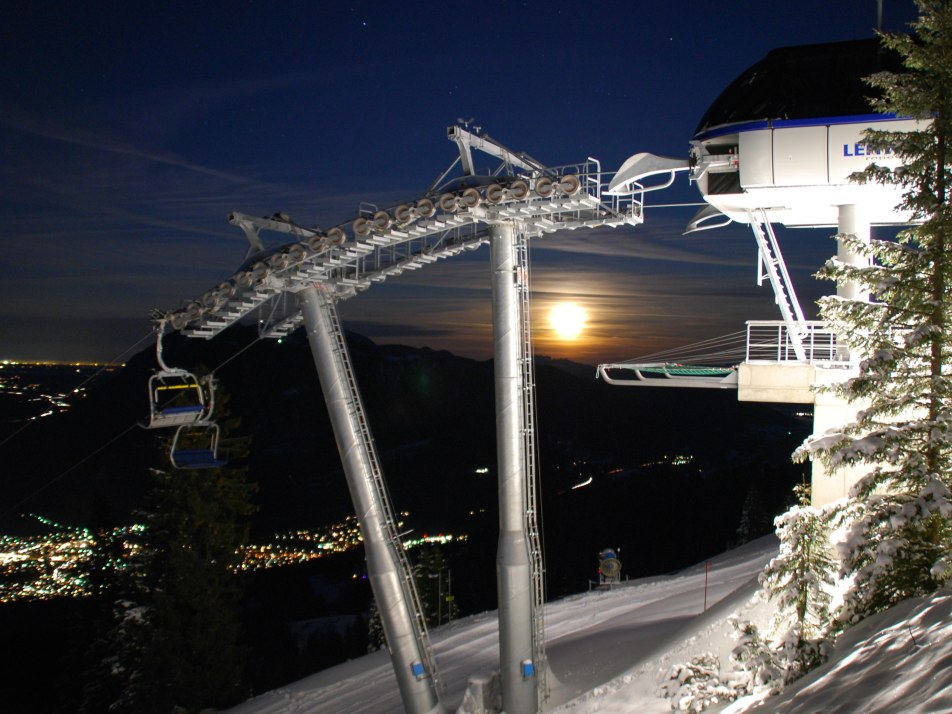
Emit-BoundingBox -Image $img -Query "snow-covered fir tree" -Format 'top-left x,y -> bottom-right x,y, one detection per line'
795,1 -> 952,626
726,618 -> 785,700
758,483 -> 835,674
663,483 -> 837,710
659,652 -> 734,713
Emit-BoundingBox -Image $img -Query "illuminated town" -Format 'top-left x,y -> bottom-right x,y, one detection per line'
0,513 -> 464,603
0,360 -> 121,423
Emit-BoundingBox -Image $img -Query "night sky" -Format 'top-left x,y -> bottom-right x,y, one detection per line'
0,1 -> 919,364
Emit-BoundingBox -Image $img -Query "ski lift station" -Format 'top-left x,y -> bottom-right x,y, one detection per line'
601,37 -> 924,509
150,37 -> 923,714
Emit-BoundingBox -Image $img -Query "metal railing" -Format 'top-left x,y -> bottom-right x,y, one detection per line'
179,164 -> 642,340
322,293 -> 441,696
745,320 -> 849,365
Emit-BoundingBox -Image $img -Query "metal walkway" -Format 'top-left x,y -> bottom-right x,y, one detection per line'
598,362 -> 739,389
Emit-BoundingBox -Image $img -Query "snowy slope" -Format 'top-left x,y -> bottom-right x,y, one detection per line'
228,538 -> 952,713
730,589 -> 952,714
228,537 -> 778,713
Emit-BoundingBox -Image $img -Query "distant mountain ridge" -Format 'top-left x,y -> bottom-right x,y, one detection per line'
0,327 -> 816,708
0,325 -> 808,595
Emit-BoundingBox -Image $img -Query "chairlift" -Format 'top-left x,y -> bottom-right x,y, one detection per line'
146,322 -> 213,428
170,422 -> 226,470
147,370 -> 211,428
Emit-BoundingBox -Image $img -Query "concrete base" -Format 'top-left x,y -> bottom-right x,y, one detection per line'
810,367 -> 868,506
738,362 -> 867,507
738,363 -> 817,404
458,672 -> 502,714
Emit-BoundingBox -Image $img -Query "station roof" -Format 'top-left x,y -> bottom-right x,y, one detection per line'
694,38 -> 904,139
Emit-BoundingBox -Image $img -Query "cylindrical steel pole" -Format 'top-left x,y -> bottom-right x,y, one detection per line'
837,204 -> 871,361
490,223 -> 538,714
837,204 -> 871,302
297,285 -> 440,714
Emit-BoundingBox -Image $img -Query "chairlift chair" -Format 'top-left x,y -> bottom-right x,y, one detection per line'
170,421 -> 226,470
147,369 -> 211,428
147,321 -> 215,428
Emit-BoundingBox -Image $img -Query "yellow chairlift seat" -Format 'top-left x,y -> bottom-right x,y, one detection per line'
147,370 -> 211,428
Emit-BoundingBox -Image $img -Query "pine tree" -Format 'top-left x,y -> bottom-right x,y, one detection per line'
135,462 -> 256,712
411,544 -> 459,627
659,652 -> 735,712
90,383 -> 257,713
367,598 -> 387,653
796,1 -> 952,625
728,619 -> 785,699
79,525 -> 154,714
759,483 -> 835,674
734,483 -> 771,546
76,516 -> 140,713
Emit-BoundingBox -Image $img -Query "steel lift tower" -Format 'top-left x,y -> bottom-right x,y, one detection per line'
156,126 -> 643,714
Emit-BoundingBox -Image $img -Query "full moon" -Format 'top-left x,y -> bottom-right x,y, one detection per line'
548,302 -> 588,340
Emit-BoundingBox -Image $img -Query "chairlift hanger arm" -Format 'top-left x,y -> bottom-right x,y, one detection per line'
154,319 -> 173,372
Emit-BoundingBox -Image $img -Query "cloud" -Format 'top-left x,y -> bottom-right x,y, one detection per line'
0,99 -> 829,364
341,320 -> 457,340
530,223 -> 755,267
1,106 -> 263,186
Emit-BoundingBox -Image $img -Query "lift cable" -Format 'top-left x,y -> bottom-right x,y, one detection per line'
0,423 -> 140,521
613,330 -> 747,366
207,331 -> 266,377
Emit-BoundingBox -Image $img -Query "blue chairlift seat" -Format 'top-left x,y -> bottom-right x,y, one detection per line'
171,449 -> 226,469
170,423 -> 226,470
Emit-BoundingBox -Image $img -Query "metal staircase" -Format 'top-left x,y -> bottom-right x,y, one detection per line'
748,209 -> 808,362
515,232 -> 547,706
320,292 -> 441,695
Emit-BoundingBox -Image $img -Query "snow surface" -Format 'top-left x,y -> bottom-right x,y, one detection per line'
228,537 -> 776,713
729,589 -> 952,714
227,536 -> 952,713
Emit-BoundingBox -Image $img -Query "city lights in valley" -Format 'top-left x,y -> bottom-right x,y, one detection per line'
0,513 -> 465,602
